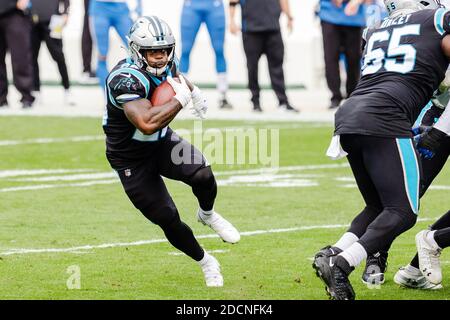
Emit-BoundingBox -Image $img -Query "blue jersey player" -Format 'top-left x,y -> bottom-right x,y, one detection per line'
180,0 -> 233,109
89,0 -> 142,89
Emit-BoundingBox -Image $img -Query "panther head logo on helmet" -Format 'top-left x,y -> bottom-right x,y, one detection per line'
127,16 -> 176,77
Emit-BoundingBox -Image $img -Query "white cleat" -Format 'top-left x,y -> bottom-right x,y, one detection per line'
198,210 -> 240,244
200,254 -> 223,287
394,265 -> 443,290
416,230 -> 442,285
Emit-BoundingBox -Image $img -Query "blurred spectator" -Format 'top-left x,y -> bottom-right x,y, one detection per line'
30,0 -> 75,106
0,0 -> 35,108
229,0 -> 298,113
317,0 -> 367,109
89,0 -> 141,89
365,0 -> 387,28
180,0 -> 233,110
80,0 -> 97,84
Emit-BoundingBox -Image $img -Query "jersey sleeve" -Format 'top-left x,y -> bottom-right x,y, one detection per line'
106,69 -> 150,109
434,8 -> 450,35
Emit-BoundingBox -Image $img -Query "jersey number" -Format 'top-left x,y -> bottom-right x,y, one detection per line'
362,24 -> 421,76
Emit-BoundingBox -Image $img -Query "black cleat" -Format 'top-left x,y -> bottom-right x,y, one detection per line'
329,99 -> 341,109
362,251 -> 388,285
317,245 -> 342,257
219,98 -> 233,109
22,101 -> 34,109
279,103 -> 299,113
253,104 -> 263,112
313,252 -> 355,300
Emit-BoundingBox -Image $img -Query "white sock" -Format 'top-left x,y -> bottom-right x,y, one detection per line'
198,251 -> 211,266
199,207 -> 214,217
217,72 -> 228,95
339,242 -> 367,267
427,230 -> 441,249
334,232 -> 359,251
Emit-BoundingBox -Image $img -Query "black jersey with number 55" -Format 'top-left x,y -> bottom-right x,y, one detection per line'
335,9 -> 450,137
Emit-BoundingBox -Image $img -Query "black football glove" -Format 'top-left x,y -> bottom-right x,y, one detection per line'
414,127 -> 447,159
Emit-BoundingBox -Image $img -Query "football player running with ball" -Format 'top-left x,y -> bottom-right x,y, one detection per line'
313,0 -> 450,299
102,16 -> 240,287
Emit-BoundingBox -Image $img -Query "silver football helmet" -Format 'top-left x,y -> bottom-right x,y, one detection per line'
127,16 -> 175,76
384,0 -> 443,16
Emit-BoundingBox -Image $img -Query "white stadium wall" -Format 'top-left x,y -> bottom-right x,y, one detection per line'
34,0 -> 326,89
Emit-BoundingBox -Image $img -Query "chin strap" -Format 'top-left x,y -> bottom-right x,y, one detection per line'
146,64 -> 169,77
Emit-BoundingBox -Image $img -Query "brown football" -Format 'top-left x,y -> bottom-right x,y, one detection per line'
150,77 -> 179,106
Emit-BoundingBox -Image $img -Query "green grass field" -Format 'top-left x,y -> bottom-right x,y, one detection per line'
0,116 -> 449,300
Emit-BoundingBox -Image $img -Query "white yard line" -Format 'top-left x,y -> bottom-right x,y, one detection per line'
0,179 -> 118,192
214,163 -> 349,176
0,218 -> 435,256
0,135 -> 104,146
0,169 -> 94,178
0,164 -> 349,192
12,172 -> 117,182
168,249 -> 230,256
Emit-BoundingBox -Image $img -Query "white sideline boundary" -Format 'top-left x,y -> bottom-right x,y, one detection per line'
0,218 -> 435,257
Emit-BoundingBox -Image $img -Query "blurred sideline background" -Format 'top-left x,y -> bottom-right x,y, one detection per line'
34,0 -> 323,89
2,0 -> 333,118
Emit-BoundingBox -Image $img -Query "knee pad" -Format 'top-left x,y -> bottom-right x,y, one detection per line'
190,166 -> 216,190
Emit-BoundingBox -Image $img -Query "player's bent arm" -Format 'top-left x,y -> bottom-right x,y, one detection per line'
124,98 -> 182,135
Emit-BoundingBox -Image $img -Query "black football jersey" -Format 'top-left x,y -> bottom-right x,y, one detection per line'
335,9 -> 450,138
102,58 -> 178,170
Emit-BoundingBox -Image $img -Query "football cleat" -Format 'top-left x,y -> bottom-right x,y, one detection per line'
394,265 -> 443,290
312,252 -> 355,300
317,245 -> 342,257
362,251 -> 388,285
279,103 -> 299,113
416,230 -> 442,285
198,209 -> 240,244
200,254 -> 223,287
219,98 -> 233,109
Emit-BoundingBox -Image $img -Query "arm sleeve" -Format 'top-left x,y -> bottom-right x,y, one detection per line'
107,71 -> 150,109
434,100 -> 450,135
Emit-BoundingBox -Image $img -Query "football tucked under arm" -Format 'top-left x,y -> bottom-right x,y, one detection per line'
124,90 -> 183,135
150,79 -> 177,106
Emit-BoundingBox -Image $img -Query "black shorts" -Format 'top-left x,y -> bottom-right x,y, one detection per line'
113,128 -> 208,215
